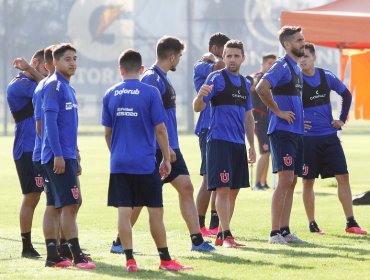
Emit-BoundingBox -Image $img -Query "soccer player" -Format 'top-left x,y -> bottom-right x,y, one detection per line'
299,42 -> 367,235
6,49 -> 47,258
193,32 -> 230,236
193,40 -> 256,248
140,36 -> 214,252
102,49 -> 192,272
250,54 -> 276,191
256,26 -> 305,244
41,44 -> 95,269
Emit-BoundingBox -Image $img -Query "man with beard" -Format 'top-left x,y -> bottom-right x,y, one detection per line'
256,26 -> 305,244
193,32 -> 230,236
193,40 -> 256,248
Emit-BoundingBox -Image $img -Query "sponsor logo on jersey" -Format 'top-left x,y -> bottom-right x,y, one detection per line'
116,107 -> 138,117
66,102 -> 78,110
310,91 -> 326,100
283,154 -> 293,167
114,88 -> 140,96
220,171 -> 230,184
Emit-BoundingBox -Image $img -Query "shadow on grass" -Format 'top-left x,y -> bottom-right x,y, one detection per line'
0,236 -> 44,245
184,253 -> 315,270
294,191 -> 336,197
81,260 -> 219,279
184,253 -> 272,266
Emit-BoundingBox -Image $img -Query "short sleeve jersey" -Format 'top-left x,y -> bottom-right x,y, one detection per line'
203,68 -> 253,144
141,65 -> 178,149
262,54 -> 304,135
102,79 -> 167,174
302,67 -> 347,136
6,72 -> 37,160
41,72 -> 78,164
193,61 -> 214,135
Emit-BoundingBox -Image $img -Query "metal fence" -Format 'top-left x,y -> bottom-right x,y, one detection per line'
0,0 -> 335,135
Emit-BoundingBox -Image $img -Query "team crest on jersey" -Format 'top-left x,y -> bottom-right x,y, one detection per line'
71,186 -> 79,200
302,164 -> 309,176
35,176 -> 43,188
283,155 -> 293,167
220,171 -> 230,184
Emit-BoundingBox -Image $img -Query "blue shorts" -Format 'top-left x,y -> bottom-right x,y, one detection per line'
301,133 -> 348,179
15,152 -> 44,194
33,161 -> 53,205
156,149 -> 189,184
255,119 -> 270,155
207,139 -> 250,191
43,159 -> 79,209
108,171 -> 163,208
269,130 -> 303,175
198,128 -> 208,175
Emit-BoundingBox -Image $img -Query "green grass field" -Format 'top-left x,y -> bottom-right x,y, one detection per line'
1,123 -> 370,280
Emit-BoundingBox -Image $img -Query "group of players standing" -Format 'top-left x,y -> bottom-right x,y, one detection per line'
6,25 -> 367,273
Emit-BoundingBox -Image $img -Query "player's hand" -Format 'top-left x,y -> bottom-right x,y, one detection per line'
304,120 -> 312,132
331,119 -> 344,129
13,58 -> 31,71
276,110 -> 295,124
198,84 -> 214,97
248,146 -> 256,164
201,52 -> 216,63
159,159 -> 171,180
53,156 -> 65,174
169,147 -> 177,163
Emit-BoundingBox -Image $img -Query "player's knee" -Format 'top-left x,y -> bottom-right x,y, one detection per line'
23,192 -> 41,207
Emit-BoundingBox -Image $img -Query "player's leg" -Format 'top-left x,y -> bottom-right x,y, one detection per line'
42,161 -> 72,267
166,148 -> 214,251
118,206 -> 136,271
336,174 -> 367,234
195,174 -> 212,236
195,128 -> 212,235
228,188 -> 240,222
150,204 -> 193,271
302,178 -> 323,233
260,152 -> 271,187
59,160 -> 95,269
15,153 -> 43,258
111,207 -> 142,253
171,175 -> 214,251
208,191 -> 219,234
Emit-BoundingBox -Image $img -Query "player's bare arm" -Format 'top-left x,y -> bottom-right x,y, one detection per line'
256,79 -> 295,124
13,57 -> 45,83
104,126 -> 112,151
244,110 -> 256,163
193,84 -> 213,112
155,122 -> 172,180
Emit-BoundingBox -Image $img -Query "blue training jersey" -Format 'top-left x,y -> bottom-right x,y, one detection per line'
203,68 -> 253,144
262,54 -> 304,135
193,61 -> 214,135
6,72 -> 37,160
32,76 -> 49,162
303,68 -> 347,136
102,79 -> 167,174
141,65 -> 178,149
41,72 -> 78,164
